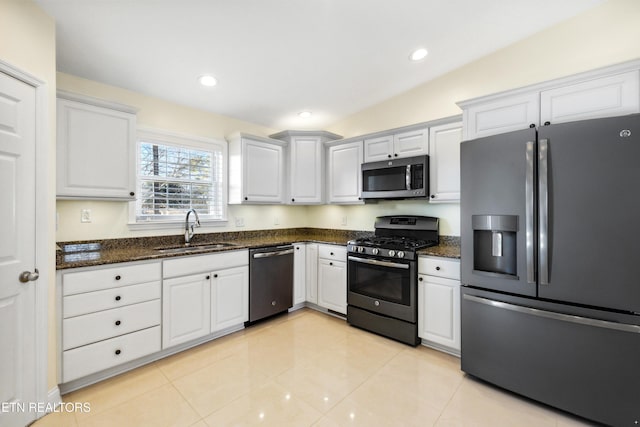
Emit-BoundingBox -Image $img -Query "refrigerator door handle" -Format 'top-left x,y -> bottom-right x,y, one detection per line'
525,140 -> 536,284
538,138 -> 549,285
463,294 -> 640,334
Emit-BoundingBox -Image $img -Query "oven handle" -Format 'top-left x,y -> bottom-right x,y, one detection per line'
348,256 -> 410,270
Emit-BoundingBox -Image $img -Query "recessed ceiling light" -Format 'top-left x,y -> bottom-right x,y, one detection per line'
409,48 -> 428,61
198,74 -> 218,87
298,111 -> 312,118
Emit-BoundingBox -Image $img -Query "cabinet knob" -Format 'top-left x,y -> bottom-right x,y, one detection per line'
115,320 -> 121,326
296,247 -> 300,250
206,275 -> 210,280
115,295 -> 121,301
129,191 -> 135,197
435,266 -> 441,271
214,274 -> 218,278
430,195 -> 435,199
544,121 -> 551,126
394,153 -> 398,157
292,198 -> 295,202
115,349 -> 121,355
115,275 -> 121,281
387,154 -> 392,158
529,123 -> 536,128
330,252 -> 334,255
271,300 -> 277,306
244,197 -> 248,201
419,277 -> 423,281
329,262 -> 333,266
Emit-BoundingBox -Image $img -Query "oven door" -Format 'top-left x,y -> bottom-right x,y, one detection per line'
347,254 -> 417,322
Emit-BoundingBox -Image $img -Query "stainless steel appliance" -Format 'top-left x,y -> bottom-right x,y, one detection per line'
347,215 -> 438,345
460,114 -> 640,426
248,245 -> 294,322
361,155 -> 429,200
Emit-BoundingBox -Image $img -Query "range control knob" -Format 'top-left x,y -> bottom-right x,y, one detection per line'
359,246 -> 366,253
372,248 -> 379,255
388,250 -> 396,257
397,251 -> 405,258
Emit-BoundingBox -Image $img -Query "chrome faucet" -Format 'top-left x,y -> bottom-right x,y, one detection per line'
184,209 -> 201,245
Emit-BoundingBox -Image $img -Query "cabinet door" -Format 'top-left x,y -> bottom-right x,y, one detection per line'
363,135 -> 393,163
290,137 -> 323,204
464,92 -> 539,140
393,127 -> 428,158
540,71 -> 640,125
57,98 -> 136,200
211,266 -> 248,332
327,141 -> 363,203
317,259 -> 346,314
163,273 -> 211,348
293,244 -> 306,305
418,274 -> 460,352
428,122 -> 462,202
243,138 -> 284,203
305,244 -> 318,304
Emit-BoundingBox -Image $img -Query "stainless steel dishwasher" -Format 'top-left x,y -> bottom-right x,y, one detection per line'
248,245 -> 294,322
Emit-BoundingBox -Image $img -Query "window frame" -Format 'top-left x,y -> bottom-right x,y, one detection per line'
128,127 -> 228,230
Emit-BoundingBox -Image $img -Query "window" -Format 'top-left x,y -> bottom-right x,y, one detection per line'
131,128 -> 227,226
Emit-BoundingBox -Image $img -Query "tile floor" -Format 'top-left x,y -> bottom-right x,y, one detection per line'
34,308 -> 594,427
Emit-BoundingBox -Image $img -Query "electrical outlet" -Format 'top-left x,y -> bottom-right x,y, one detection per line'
274,217 -> 280,225
235,217 -> 244,227
81,209 -> 92,223
341,216 -> 348,226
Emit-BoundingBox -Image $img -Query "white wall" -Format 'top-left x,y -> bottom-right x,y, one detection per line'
0,0 -> 57,391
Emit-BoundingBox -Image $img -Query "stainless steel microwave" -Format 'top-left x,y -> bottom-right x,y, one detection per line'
361,155 -> 429,200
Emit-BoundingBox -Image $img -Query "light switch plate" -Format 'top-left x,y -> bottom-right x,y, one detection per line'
81,209 -> 92,223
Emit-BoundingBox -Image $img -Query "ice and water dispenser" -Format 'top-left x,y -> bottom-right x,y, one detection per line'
472,215 -> 518,278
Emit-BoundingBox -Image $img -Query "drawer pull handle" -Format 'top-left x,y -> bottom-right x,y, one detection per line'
115,349 -> 121,355
115,296 -> 121,301
115,320 -> 121,326
115,275 -> 121,281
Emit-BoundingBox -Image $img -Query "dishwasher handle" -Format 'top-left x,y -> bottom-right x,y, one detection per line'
252,248 -> 294,259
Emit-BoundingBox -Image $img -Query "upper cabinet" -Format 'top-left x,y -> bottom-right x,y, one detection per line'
56,91 -> 137,200
459,61 -> 640,140
227,133 -> 287,204
326,140 -> 363,204
428,121 -> 462,203
363,126 -> 428,163
270,130 -> 341,205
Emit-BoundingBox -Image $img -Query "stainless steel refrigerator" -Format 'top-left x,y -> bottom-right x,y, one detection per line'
460,113 -> 640,426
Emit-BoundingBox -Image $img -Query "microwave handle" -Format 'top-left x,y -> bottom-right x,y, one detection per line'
406,165 -> 412,190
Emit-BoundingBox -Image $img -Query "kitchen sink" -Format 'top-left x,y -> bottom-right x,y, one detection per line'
154,242 -> 237,254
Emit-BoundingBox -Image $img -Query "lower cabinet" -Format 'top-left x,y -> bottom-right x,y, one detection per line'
317,245 -> 347,314
417,257 -> 461,354
162,250 -> 249,349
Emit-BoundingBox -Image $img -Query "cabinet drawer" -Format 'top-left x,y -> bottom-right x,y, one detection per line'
163,249 -> 248,278
418,257 -> 460,280
63,299 -> 160,350
62,326 -> 161,383
63,262 -> 161,296
63,281 -> 160,318
318,245 -> 346,261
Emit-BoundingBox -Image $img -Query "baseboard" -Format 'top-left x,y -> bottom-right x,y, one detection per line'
47,387 -> 62,409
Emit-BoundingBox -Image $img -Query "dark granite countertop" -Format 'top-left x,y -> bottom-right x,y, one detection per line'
56,228 -> 460,270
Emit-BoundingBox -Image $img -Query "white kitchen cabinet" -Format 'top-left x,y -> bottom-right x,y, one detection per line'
211,266 -> 248,332
59,261 -> 161,383
428,121 -> 463,202
462,91 -> 540,140
293,243 -> 307,306
327,140 -> 363,204
540,70 -> 640,125
418,257 -> 461,354
163,273 -> 211,348
163,250 -> 249,348
270,131 -> 341,205
305,243 -> 318,304
56,91 -> 137,200
317,245 -> 347,314
227,133 -> 286,204
363,127 -> 428,163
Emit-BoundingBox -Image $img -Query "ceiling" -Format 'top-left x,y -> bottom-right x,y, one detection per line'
36,0 -> 604,130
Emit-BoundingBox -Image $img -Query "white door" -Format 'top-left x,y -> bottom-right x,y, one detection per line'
0,71 -> 38,426
211,266 -> 248,332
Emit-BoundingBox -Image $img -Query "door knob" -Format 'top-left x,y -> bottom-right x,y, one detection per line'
19,268 -> 39,283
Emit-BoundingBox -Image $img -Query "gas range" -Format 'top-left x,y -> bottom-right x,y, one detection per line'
347,215 -> 439,261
